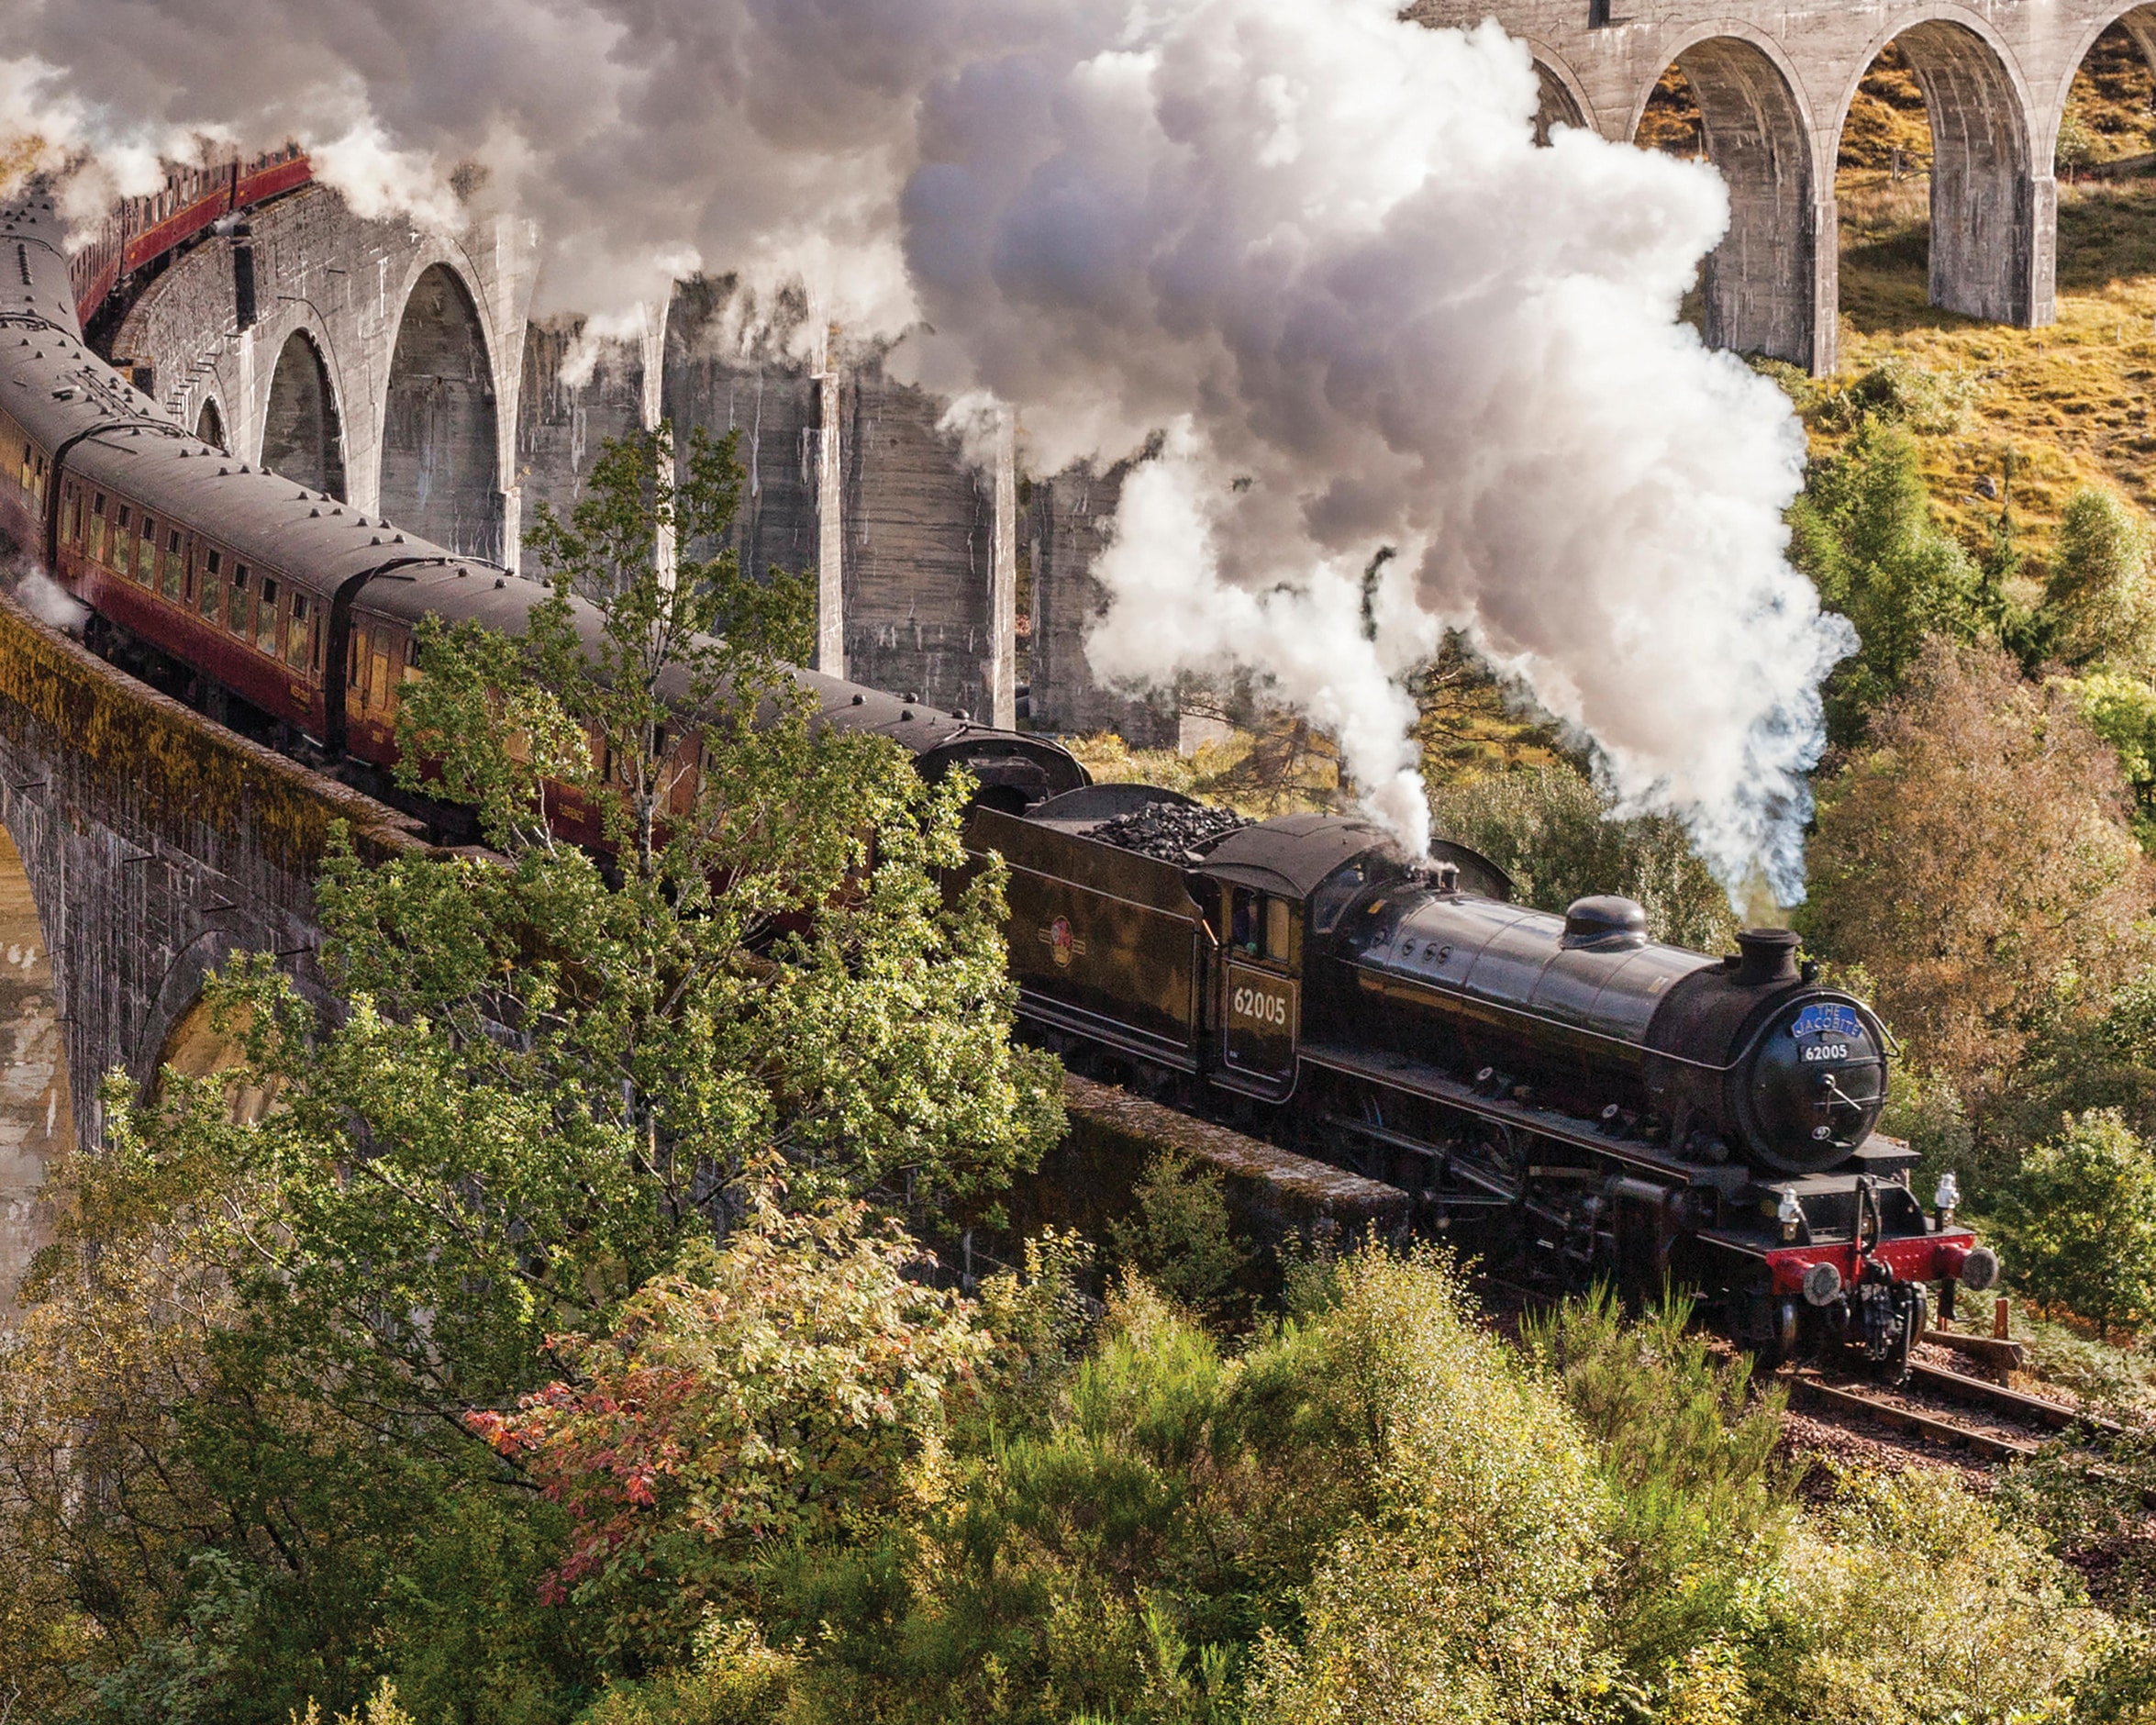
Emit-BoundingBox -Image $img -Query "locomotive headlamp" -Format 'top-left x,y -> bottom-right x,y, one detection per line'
1933,1171 -> 1961,1222
1802,1261 -> 1843,1308
1776,1188 -> 1804,1242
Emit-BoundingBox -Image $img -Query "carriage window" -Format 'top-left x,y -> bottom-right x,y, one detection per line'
164,531 -> 184,600
350,626 -> 367,690
227,564 -> 250,633
285,594 -> 313,670
256,579 -> 280,654
197,549 -> 221,620
136,517 -> 156,584
88,493 -> 106,561
369,637 -> 393,709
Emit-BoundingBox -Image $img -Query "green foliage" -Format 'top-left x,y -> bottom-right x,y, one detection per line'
0,425 -> 1063,1719
2044,485 -> 2156,672
1787,421 -> 1988,742
1427,762 -> 1741,952
1776,1467 -> 2107,1724
470,1185 -> 989,1664
1526,1290 -> 1794,1684
1992,1109 -> 2156,1338
1241,1252 -> 1612,1725
2055,667 -> 2156,847
1808,355 -> 1976,438
573,1620 -> 799,1725
1106,1150 -> 1248,1316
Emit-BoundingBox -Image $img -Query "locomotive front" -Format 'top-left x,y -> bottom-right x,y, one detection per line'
1640,927 -> 1890,1175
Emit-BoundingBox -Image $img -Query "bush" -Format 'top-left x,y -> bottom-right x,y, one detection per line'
1242,1251 -> 1612,1725
1526,1291 -> 1795,1681
467,1187 -> 990,1664
1992,1109 -> 2156,1339
1427,762 -> 1740,952
2055,667 -> 2156,847
2045,486 -> 2156,671
1773,1467 -> 2110,1723
1106,1149 -> 1248,1315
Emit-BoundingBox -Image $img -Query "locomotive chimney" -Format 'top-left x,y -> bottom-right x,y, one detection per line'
1733,927 -> 1801,986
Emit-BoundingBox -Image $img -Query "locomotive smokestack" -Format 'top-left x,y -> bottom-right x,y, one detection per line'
1733,928 -> 1802,987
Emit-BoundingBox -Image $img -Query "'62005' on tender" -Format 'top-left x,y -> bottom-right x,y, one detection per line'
972,782 -> 1998,1381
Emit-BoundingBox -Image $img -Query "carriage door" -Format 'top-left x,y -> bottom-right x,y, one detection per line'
1220,887 -> 1300,1092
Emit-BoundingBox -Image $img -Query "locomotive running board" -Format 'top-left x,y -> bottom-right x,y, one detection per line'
1296,1040 -> 1748,1194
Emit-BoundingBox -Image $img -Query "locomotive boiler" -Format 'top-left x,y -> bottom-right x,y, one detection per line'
975,785 -> 1998,1378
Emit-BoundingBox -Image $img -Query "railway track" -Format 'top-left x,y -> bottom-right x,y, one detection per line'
1466,1268 -> 2107,1470
1788,1358 -> 2114,1464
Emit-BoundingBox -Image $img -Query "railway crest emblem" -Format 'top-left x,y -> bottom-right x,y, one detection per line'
1040,917 -> 1085,968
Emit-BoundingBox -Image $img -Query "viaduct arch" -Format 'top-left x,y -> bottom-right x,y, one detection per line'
261,328 -> 348,501
109,184 -> 534,559
1422,0 -> 2155,373
381,263 -> 504,560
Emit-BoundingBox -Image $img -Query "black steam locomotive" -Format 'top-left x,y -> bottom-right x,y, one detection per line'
977,785 -> 1998,1377
1,179 -> 1992,1376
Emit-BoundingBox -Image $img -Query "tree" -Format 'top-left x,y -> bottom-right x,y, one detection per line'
2043,485 -> 2156,673
1992,1109 -> 2156,1339
1785,421 -> 1984,744
1799,639 -> 2151,1110
1427,762 -> 1740,952
0,423 -> 1064,1715
469,1183 -> 989,1664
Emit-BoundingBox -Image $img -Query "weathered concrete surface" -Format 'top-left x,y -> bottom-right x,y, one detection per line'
0,594 -> 422,1307
1028,463 -> 1178,748
109,184 -> 537,559
0,827 -> 67,1315
1409,0 -> 2143,373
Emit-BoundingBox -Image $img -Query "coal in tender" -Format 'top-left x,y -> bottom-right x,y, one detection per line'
1089,799 -> 1251,862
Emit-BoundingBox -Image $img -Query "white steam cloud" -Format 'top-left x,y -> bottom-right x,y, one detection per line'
0,0 -> 1851,897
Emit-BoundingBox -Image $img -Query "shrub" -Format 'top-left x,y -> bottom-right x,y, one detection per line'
1427,762 -> 1740,952
1774,1467 -> 2109,1723
2045,486 -> 2156,671
1106,1149 -> 1248,1315
1243,1251 -> 1612,1725
468,1187 -> 990,1664
1992,1109 -> 2156,1339
1526,1290 -> 1795,1680
1786,420 -> 1984,741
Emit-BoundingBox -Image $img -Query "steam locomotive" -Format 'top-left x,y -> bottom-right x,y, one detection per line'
0,182 -> 1993,1377
978,785 -> 1998,1376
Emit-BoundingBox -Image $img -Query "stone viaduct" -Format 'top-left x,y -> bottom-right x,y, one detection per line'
1412,0 -> 2156,374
